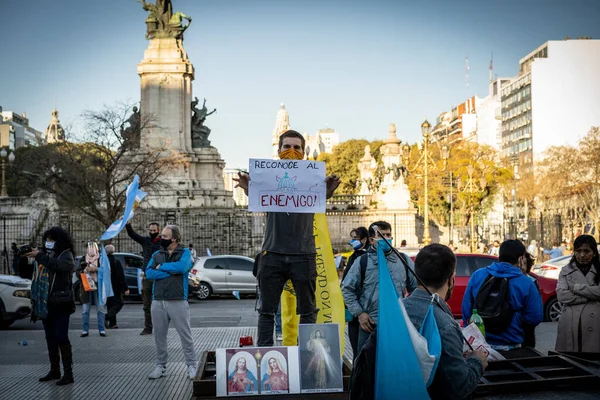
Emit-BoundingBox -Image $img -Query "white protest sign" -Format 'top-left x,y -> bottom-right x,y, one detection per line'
248,158 -> 326,213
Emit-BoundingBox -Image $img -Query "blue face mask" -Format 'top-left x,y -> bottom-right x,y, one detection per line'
349,239 -> 363,250
377,238 -> 393,253
45,241 -> 55,250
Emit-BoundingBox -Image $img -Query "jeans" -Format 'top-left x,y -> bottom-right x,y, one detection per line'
357,325 -> 375,359
275,302 -> 282,335
43,310 -> 71,347
82,290 -> 106,333
257,252 -> 318,346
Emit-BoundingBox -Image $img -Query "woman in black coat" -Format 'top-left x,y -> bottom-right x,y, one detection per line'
27,227 -> 76,386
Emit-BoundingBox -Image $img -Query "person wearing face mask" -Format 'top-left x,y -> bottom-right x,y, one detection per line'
341,227 -> 369,357
233,130 -> 341,347
403,244 -> 487,400
25,227 -> 76,386
341,221 -> 417,357
145,225 -> 197,380
462,240 -> 543,351
125,221 -> 162,335
555,234 -> 600,353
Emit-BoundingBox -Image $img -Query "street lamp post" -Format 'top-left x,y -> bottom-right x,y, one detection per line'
1,148 -> 15,198
511,157 -> 519,239
403,120 -> 449,245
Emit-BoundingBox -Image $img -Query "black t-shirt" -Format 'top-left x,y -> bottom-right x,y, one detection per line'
262,212 -> 315,255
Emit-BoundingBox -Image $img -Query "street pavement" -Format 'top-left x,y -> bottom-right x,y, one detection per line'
0,298 -> 597,400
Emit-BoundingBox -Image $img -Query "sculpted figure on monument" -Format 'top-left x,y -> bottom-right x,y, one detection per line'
191,97 -> 217,148
137,0 -> 191,40
121,106 -> 141,149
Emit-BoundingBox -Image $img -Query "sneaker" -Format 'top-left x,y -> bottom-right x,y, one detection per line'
80,332 -> 89,338
276,333 -> 283,342
140,328 -> 152,336
187,365 -> 197,380
148,366 -> 166,380
111,325 -> 119,329
99,331 -> 107,337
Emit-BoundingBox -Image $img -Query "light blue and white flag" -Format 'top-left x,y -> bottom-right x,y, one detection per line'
375,244 -> 441,399
97,245 -> 114,307
206,248 -> 212,257
100,175 -> 147,241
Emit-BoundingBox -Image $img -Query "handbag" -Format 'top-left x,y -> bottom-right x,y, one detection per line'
48,272 -> 74,306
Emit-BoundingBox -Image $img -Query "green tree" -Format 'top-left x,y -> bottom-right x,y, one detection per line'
317,139 -> 384,194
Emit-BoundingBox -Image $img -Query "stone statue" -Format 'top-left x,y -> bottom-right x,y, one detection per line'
191,97 -> 216,148
121,106 -> 141,149
137,0 -> 192,40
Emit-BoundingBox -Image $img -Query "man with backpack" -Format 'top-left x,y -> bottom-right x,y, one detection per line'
342,221 -> 417,358
462,240 -> 543,350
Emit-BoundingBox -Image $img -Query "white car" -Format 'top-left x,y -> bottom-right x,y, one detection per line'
531,255 -> 571,280
191,255 -> 257,300
0,275 -> 32,329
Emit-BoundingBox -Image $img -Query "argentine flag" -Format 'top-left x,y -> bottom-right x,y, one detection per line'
97,245 -> 114,307
100,175 -> 147,241
375,244 -> 441,399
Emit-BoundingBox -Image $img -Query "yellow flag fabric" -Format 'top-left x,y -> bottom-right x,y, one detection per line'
280,213 -> 346,355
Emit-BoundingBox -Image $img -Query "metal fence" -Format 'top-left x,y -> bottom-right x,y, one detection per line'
1,209 -> 441,275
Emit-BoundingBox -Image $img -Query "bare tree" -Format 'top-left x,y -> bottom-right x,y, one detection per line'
12,102 -> 184,227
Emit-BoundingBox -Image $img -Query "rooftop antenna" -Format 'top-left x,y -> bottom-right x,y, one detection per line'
489,52 -> 494,83
465,53 -> 469,111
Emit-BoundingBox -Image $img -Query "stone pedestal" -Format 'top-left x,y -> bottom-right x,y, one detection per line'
137,38 -> 233,208
376,124 -> 414,210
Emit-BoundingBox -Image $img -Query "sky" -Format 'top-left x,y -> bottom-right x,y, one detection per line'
1,0 -> 599,169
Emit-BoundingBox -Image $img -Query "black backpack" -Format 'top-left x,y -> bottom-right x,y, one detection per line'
474,272 -> 514,334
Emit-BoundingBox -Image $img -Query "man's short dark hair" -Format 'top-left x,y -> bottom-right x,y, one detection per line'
148,222 -> 160,229
278,130 -> 305,152
414,244 -> 456,289
368,221 -> 392,237
499,240 -> 527,265
350,227 -> 369,240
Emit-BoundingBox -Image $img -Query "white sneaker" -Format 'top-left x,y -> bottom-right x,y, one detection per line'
187,365 -> 197,380
276,333 -> 283,342
148,366 -> 166,379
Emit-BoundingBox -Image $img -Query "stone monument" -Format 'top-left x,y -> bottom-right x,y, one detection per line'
376,124 -> 413,210
136,0 -> 233,208
271,104 -> 290,159
357,145 -> 377,195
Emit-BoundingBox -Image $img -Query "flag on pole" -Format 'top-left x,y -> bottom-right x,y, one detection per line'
100,175 -> 147,241
97,245 -> 114,307
375,244 -> 440,399
206,248 -> 212,257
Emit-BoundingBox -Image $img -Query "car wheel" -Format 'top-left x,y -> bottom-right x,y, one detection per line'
197,282 -> 212,300
545,297 -> 563,322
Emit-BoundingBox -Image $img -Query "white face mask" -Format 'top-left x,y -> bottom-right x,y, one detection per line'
45,241 -> 55,250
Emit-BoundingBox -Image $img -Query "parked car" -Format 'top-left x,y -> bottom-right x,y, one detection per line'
73,252 -> 200,303
408,253 -> 560,321
0,274 -> 32,329
191,255 -> 257,300
531,255 -> 571,322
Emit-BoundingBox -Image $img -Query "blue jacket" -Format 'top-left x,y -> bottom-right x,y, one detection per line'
462,262 -> 544,346
146,245 -> 193,301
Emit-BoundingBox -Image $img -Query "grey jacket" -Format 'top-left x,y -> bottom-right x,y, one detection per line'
403,289 -> 484,400
555,262 -> 600,352
341,248 -> 417,323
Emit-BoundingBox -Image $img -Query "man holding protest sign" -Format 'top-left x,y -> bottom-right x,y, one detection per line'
234,130 -> 341,346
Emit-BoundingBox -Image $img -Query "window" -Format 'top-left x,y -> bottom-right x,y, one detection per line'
204,258 -> 226,270
124,256 -> 144,269
228,258 -> 253,272
455,257 -> 471,277
473,257 -> 494,272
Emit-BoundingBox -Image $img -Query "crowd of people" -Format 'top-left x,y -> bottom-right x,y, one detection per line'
13,128 -> 599,397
